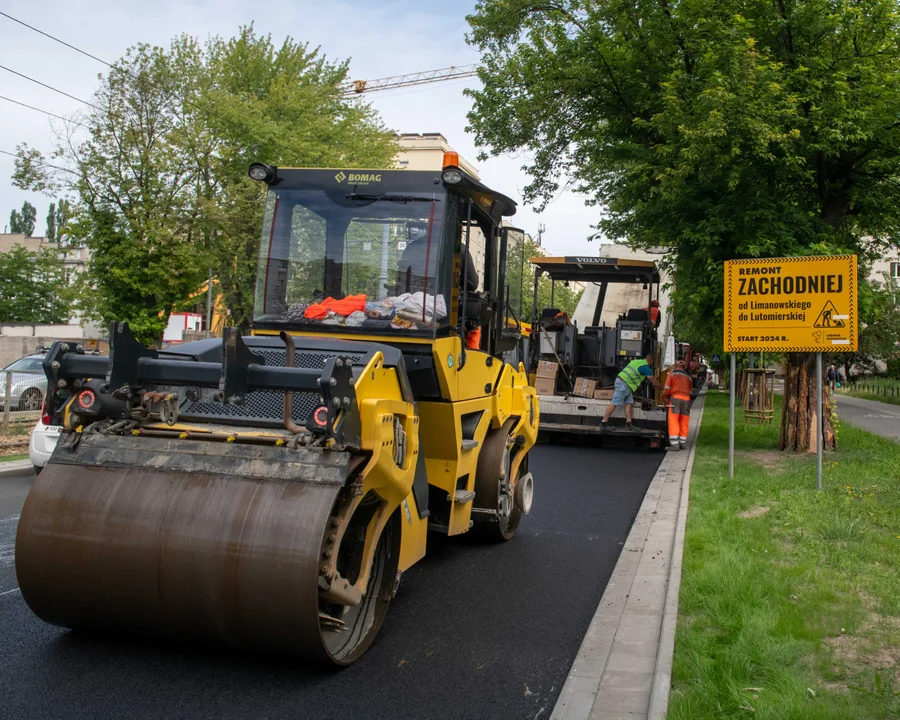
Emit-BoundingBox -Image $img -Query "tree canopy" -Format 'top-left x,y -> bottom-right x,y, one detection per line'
465,0 -> 900,353
9,201 -> 36,236
45,199 -> 71,245
0,245 -> 71,323
13,26 -> 396,344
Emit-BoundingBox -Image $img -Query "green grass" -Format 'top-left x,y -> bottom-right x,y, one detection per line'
0,453 -> 28,462
669,393 -> 900,720
838,378 -> 900,407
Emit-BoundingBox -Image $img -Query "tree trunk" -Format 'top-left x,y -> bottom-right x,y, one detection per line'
842,359 -> 853,383
779,353 -> 836,452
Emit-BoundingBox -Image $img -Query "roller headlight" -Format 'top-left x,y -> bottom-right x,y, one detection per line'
441,168 -> 464,184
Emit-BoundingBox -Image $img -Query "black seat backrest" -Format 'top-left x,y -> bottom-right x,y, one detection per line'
540,307 -> 568,329
626,309 -> 648,322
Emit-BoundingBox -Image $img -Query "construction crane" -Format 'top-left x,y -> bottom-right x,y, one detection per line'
342,64 -> 478,96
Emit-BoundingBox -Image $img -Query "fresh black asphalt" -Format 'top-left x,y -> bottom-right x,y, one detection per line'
0,444 -> 661,720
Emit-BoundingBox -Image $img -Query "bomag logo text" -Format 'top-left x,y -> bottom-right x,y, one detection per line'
335,172 -> 382,183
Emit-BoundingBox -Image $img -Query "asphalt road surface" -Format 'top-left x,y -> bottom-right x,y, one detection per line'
836,394 -> 900,441
0,445 -> 662,720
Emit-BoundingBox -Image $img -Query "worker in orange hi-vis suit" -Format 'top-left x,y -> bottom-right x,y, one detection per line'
663,360 -> 693,451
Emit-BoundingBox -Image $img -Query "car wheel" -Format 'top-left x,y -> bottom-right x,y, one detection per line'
33,465 -> 42,475
18,388 -> 43,412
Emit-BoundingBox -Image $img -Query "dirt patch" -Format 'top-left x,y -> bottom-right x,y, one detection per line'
740,450 -> 789,473
821,678 -> 850,695
824,623 -> 900,676
738,506 -> 770,519
824,634 -> 859,663
0,426 -> 32,457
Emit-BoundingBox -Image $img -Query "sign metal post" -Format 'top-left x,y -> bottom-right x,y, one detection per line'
729,353 -> 736,479
816,353 -> 823,490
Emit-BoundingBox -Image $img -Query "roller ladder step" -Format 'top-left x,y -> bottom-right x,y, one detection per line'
461,439 -> 479,451
449,489 -> 476,503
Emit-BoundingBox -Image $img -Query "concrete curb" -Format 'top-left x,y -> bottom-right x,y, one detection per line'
551,391 -> 706,720
0,459 -> 32,478
647,395 -> 705,719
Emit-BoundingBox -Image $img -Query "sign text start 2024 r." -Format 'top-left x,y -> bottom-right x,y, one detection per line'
724,255 -> 858,353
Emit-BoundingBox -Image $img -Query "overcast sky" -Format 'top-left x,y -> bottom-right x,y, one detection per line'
0,0 -> 603,254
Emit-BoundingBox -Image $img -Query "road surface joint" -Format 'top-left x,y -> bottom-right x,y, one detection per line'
552,391 -> 707,720
0,460 -> 32,479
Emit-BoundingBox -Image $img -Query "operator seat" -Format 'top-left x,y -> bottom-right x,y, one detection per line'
626,309 -> 649,322
540,308 -> 569,330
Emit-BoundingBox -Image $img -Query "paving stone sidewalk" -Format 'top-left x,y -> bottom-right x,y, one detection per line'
551,391 -> 706,720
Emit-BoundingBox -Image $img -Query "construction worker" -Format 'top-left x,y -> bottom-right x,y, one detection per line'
600,352 -> 660,432
644,299 -> 661,329
663,360 -> 693,450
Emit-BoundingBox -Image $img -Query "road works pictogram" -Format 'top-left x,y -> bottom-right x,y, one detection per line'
813,301 -> 846,328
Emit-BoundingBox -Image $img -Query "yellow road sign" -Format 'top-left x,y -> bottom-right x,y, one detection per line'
724,255 -> 857,352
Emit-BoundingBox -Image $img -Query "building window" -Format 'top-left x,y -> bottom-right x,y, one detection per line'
891,262 -> 900,279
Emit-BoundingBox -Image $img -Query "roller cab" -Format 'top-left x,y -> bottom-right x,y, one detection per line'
16,161 -> 539,664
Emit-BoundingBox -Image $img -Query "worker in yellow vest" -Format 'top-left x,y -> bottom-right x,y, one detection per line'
600,352 -> 660,432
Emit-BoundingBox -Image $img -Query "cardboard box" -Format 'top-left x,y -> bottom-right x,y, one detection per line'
572,377 -> 598,398
536,360 -> 559,379
593,386 -> 615,401
534,377 -> 557,396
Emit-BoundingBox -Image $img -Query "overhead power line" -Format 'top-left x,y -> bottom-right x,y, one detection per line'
0,95 -> 87,127
0,11 -> 112,67
0,64 -> 101,111
0,11 -> 236,128
0,148 -> 77,174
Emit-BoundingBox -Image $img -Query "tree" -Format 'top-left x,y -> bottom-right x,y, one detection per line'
9,201 -> 36,236
44,200 -> 71,244
54,199 -> 72,247
506,233 -> 582,323
465,0 -> 900,451
835,276 -> 900,380
0,245 -> 71,323
189,27 -> 397,330
12,27 -> 396,341
46,202 -> 56,242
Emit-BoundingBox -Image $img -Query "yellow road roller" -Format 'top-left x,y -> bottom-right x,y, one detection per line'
16,155 -> 539,665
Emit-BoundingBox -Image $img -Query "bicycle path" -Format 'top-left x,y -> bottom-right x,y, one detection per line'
836,394 -> 900,442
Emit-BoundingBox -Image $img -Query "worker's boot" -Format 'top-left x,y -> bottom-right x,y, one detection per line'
679,441 -> 687,450
625,423 -> 641,432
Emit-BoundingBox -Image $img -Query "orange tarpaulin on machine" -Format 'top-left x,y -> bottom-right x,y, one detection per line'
304,295 -> 367,320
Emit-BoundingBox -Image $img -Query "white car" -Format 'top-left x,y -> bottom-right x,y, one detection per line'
29,416 -> 63,474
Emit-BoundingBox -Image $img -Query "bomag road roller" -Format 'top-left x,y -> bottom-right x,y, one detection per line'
15,154 -> 539,665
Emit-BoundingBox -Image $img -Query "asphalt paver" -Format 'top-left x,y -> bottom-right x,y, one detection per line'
0,444 -> 661,720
